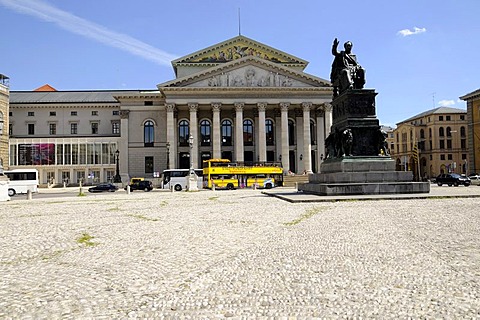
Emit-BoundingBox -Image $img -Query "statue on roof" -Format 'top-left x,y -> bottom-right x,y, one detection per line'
330,38 -> 366,98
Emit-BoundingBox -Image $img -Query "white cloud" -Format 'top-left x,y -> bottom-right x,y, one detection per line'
0,0 -> 177,66
438,99 -> 456,107
397,27 -> 427,37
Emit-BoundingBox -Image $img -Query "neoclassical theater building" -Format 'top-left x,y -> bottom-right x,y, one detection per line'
7,35 -> 333,184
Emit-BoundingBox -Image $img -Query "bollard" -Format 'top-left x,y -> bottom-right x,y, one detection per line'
27,189 -> 32,200
212,182 -> 215,191
252,183 -> 256,190
295,182 -> 298,192
170,185 -> 174,192
127,185 -> 131,194
63,181 -> 66,189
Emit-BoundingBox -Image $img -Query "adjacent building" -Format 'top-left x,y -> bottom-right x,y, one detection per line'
460,88 -> 480,175
7,35 -> 334,185
391,107 -> 468,180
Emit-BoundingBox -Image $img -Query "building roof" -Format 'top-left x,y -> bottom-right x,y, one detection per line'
9,90 -> 157,104
460,88 -> 480,100
399,107 -> 467,124
34,84 -> 57,92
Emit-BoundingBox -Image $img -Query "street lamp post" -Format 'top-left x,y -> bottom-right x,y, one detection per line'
187,134 -> 198,191
113,149 -> 122,183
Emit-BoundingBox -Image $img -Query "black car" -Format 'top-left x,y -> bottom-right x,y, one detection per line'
125,180 -> 153,192
88,183 -> 119,193
435,173 -> 471,187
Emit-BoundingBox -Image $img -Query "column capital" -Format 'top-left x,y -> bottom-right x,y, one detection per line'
279,102 -> 290,111
188,103 -> 198,112
211,103 -> 221,112
166,103 -> 176,112
119,110 -> 130,119
321,102 -> 333,112
302,102 -> 313,111
257,102 -> 267,112
234,102 -> 244,112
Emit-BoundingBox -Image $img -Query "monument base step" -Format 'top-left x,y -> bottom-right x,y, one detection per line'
298,181 -> 430,196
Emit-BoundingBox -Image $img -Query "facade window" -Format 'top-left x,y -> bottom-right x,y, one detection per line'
179,120 -> 190,146
243,119 -> 254,146
440,154 -> 445,160
112,121 -> 120,134
71,111 -> 77,116
288,119 -> 295,146
420,129 -> 425,139
28,112 -> 34,117
49,123 -> 56,135
9,111 -> 12,116
446,115 -> 451,121
113,110 -> 119,115
460,126 -> 466,137
446,127 -> 452,137
439,116 -> 444,121
28,123 -> 35,135
145,156 -> 154,174
91,122 -> 99,134
439,140 -> 445,149
200,120 -> 211,146
461,139 -> 466,149
448,154 -> 453,160
91,111 -> 98,116
447,140 -> 452,149
50,111 -> 56,116
144,120 -> 154,147
71,123 -> 78,134
460,115 -> 465,120
9,123 -> 13,136
221,120 -> 232,146
144,101 -> 153,106
439,127 -> 444,137
266,119 -> 274,145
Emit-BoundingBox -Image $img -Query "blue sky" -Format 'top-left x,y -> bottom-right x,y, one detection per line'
1,0 -> 479,127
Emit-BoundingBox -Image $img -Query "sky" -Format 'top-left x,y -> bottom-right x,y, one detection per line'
1,0 -> 479,127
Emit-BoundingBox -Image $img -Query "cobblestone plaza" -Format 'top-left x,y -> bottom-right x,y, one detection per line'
1,189 -> 479,318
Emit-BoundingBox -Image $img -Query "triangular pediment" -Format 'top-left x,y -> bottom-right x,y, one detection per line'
172,35 -> 309,77
159,56 -> 330,89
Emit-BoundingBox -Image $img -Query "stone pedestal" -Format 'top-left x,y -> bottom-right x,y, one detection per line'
299,89 -> 430,196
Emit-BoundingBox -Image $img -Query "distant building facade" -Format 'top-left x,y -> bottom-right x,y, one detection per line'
0,74 -> 9,169
392,107 -> 468,180
460,88 -> 480,175
6,35 -> 334,185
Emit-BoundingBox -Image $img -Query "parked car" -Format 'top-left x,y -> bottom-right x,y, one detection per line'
88,183 -> 119,193
125,180 -> 153,192
468,174 -> 480,186
435,173 -> 471,187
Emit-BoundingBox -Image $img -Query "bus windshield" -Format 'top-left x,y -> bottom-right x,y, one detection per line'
202,159 -> 283,190
161,169 -> 203,192
4,169 -> 39,197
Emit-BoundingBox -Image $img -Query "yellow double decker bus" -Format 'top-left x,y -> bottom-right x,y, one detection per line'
203,159 -> 283,190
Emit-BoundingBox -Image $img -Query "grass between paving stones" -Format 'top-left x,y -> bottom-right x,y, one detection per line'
77,233 -> 97,247
127,214 -> 159,222
284,206 -> 326,226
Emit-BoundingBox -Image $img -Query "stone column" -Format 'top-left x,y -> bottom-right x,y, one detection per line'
212,103 -> 221,159
119,110 -> 130,182
189,103 -> 199,168
302,102 -> 312,173
234,103 -> 244,163
324,103 -> 333,136
280,102 -> 290,173
316,107 -> 326,171
257,103 -> 267,162
166,104 -> 176,169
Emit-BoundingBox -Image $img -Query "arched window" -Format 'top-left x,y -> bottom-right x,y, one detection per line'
144,120 -> 154,147
439,127 -> 444,137
265,119 -> 274,145
179,120 -> 189,146
222,120 -> 232,146
446,127 -> 452,137
420,129 -> 425,140
310,119 -> 316,144
429,128 -> 432,138
200,120 -> 211,146
243,119 -> 254,146
288,119 -> 295,146
460,126 -> 466,137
